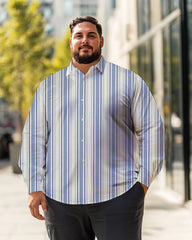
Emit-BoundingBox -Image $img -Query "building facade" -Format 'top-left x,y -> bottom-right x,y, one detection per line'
0,0 -> 99,38
51,0 -> 99,37
107,0 -> 192,201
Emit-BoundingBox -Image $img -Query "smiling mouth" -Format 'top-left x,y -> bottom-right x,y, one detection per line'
79,45 -> 92,50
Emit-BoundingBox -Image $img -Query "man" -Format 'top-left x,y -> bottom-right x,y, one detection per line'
19,16 -> 164,240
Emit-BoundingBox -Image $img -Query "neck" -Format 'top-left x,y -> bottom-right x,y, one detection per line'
72,56 -> 101,74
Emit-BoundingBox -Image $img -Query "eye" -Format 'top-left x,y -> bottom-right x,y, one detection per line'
75,34 -> 82,39
88,34 -> 96,39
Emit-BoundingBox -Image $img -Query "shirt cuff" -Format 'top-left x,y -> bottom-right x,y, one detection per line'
27,180 -> 45,194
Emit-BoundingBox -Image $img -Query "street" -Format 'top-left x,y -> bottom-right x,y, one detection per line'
0,160 -> 192,240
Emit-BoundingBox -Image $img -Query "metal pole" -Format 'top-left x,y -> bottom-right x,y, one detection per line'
180,0 -> 191,201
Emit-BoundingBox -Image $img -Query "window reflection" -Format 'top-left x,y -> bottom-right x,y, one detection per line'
163,27 -> 172,174
170,0 -> 179,11
161,0 -> 170,18
188,0 -> 192,6
163,19 -> 184,195
137,0 -> 150,36
161,0 -> 179,19
130,41 -> 153,91
42,8 -> 53,19
131,0 -> 185,196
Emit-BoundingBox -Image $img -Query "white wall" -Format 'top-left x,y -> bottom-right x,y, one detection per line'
106,0 -> 137,68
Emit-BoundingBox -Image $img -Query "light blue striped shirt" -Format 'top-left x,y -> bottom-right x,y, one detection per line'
19,56 -> 164,204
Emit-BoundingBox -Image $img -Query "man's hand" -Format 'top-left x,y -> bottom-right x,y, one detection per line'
140,183 -> 148,195
28,191 -> 47,220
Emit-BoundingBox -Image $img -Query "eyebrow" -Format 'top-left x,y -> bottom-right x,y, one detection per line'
74,31 -> 97,36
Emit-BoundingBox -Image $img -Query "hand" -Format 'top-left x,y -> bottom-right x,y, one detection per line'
28,191 -> 47,220
140,183 -> 148,195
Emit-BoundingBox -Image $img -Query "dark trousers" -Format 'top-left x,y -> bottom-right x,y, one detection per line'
45,182 -> 145,240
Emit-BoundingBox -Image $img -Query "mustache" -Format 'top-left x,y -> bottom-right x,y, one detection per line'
79,44 -> 93,50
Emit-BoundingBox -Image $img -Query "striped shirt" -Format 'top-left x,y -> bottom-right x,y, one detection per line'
19,56 -> 164,204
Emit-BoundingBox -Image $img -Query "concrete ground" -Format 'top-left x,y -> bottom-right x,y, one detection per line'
0,160 -> 192,240
143,179 -> 192,240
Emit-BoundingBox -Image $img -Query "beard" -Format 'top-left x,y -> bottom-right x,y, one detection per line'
73,45 -> 102,64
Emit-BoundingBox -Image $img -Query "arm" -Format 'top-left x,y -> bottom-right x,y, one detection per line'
131,75 -> 165,189
19,81 -> 48,219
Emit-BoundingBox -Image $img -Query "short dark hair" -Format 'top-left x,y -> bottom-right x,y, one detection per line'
69,16 -> 102,38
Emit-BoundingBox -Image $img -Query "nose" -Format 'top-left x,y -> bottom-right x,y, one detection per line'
82,35 -> 88,44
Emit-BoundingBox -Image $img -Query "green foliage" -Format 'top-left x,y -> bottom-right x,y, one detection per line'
0,0 -> 72,121
0,0 -> 54,120
51,28 -> 72,72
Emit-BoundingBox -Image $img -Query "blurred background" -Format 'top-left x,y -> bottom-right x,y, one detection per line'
0,0 -> 192,204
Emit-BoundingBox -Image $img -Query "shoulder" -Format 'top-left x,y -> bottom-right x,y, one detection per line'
104,60 -> 144,85
38,66 -> 69,90
104,60 -> 139,78
45,67 -> 68,83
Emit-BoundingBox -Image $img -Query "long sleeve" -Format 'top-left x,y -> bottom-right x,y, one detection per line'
19,81 -> 48,193
18,58 -> 165,204
131,74 -> 164,187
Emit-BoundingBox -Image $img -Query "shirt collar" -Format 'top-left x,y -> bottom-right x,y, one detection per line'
66,56 -> 105,76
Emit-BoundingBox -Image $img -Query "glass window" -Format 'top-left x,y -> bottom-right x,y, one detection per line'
41,0 -> 53,7
112,0 -> 116,9
45,23 -> 53,34
43,0 -> 53,4
170,19 -> 184,196
63,1 -> 73,17
42,8 -> 53,19
170,0 -> 179,11
77,3 -> 97,16
170,22 -> 182,118
161,0 -> 179,19
163,19 -> 184,196
137,0 -> 150,36
163,27 -> 173,176
130,40 -> 153,91
161,0 -> 170,18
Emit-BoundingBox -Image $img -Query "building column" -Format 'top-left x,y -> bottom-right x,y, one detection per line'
150,0 -> 166,189
180,0 -> 191,201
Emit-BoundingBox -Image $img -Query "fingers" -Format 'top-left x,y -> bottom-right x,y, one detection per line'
29,205 -> 45,220
28,191 -> 47,220
140,183 -> 148,195
41,197 -> 47,213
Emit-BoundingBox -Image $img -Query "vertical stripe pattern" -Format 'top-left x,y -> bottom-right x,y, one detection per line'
19,57 -> 165,204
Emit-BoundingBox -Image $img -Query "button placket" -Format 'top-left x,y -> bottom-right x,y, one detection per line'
81,76 -> 85,163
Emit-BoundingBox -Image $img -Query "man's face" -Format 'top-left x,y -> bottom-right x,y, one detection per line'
70,21 -> 104,64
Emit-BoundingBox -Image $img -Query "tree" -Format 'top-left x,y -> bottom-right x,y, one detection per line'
51,28 -> 72,72
0,0 -> 54,121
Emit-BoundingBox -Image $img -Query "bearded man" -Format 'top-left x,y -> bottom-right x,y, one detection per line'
19,16 -> 164,240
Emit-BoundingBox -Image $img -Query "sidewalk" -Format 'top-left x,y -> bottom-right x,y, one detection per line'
143,179 -> 192,240
0,161 -> 48,240
0,161 -> 192,240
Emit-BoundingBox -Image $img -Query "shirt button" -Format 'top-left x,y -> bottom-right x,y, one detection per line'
81,139 -> 84,142
82,159 -> 85,163
81,99 -> 84,102
81,118 -> 84,122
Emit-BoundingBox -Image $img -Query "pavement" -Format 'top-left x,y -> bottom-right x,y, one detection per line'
1,159 -> 192,240
0,160 -> 48,240
143,178 -> 192,240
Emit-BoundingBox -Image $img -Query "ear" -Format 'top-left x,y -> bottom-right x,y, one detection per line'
101,36 -> 104,48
